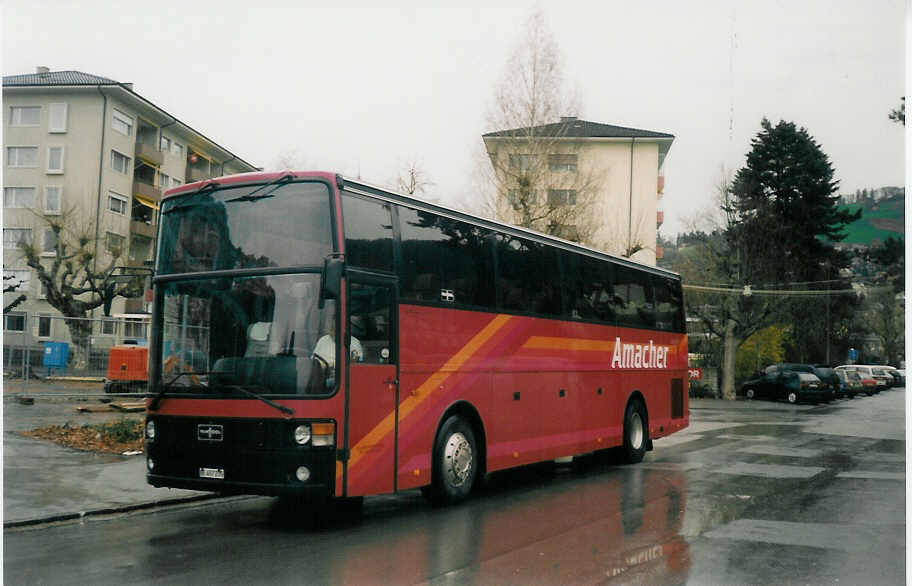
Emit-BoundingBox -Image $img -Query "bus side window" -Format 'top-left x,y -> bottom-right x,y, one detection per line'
350,283 -> 394,365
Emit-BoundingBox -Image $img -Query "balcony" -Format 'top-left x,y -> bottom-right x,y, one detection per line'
130,219 -> 155,239
133,180 -> 162,204
657,175 -> 665,194
656,245 -> 664,260
135,141 -> 163,167
186,166 -> 210,183
657,210 -> 664,227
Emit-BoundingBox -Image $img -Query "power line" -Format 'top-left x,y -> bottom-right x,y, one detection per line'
682,283 -> 892,297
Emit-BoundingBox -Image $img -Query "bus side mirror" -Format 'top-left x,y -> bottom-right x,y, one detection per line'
320,257 -> 343,308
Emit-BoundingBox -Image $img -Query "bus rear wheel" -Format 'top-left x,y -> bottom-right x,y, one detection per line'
622,400 -> 648,464
429,415 -> 477,506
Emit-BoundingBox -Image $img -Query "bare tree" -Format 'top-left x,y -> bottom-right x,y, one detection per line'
3,274 -> 27,313
479,11 -> 603,244
15,207 -> 142,368
396,160 -> 434,196
272,149 -> 307,171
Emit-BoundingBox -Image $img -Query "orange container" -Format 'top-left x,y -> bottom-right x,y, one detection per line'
105,345 -> 149,391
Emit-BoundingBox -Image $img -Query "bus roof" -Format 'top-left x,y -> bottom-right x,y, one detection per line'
161,170 -> 681,281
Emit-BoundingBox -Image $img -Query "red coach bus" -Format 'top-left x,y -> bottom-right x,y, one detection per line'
145,171 -> 688,505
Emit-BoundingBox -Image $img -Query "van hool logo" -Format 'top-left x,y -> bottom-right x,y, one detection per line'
197,424 -> 224,441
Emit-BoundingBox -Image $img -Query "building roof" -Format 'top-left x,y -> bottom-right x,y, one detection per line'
3,69 -> 258,171
483,118 -> 674,140
3,70 -> 121,87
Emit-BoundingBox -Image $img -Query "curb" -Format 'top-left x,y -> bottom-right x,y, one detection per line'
3,493 -> 247,529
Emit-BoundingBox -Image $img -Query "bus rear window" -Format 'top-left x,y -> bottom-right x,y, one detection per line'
158,181 -> 333,274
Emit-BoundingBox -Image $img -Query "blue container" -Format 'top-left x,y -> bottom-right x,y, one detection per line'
42,342 -> 70,369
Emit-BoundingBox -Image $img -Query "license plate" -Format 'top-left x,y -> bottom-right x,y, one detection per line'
199,467 -> 225,479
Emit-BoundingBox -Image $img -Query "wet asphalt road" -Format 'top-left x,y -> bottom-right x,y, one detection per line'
4,389 -> 905,585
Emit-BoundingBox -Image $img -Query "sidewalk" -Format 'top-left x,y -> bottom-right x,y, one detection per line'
0,385 -> 774,528
3,380 -> 216,528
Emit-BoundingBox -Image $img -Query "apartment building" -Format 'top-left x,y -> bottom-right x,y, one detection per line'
3,68 -> 258,346
482,117 -> 673,266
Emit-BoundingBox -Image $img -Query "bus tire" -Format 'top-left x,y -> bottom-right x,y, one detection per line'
430,415 -> 477,506
622,400 -> 647,464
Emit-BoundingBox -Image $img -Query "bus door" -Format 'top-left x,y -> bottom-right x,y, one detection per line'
344,275 -> 398,496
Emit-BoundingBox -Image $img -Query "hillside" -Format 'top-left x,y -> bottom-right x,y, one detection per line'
836,193 -> 904,245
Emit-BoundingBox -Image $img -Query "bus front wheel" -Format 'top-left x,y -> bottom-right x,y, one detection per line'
429,416 -> 477,506
622,400 -> 648,464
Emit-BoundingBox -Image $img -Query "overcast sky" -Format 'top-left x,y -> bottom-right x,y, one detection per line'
3,0 -> 905,236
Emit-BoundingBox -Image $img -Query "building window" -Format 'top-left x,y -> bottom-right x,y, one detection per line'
171,142 -> 183,158
547,189 -> 577,206
44,186 -> 62,214
508,154 -> 538,171
548,154 -> 577,172
100,319 -> 116,336
3,228 -> 32,248
160,136 -> 171,152
112,109 -> 133,136
111,150 -> 131,174
48,103 -> 68,133
107,192 -> 128,215
4,313 -> 26,332
159,172 -> 170,189
124,318 -> 147,339
4,187 -> 37,208
7,146 -> 38,167
171,178 -> 182,187
106,232 -> 125,256
9,106 -> 40,127
37,316 -> 52,338
507,189 -> 538,209
41,227 -> 58,256
46,146 -> 64,174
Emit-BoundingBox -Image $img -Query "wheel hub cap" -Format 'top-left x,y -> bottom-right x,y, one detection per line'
444,432 -> 473,487
630,413 -> 644,450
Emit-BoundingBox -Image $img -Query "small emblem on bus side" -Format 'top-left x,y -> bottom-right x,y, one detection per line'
440,289 -> 455,303
198,424 -> 223,441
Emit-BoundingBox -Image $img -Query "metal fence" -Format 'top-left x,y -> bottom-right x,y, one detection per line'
3,314 -> 150,387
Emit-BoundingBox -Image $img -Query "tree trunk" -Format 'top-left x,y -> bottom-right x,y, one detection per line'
721,319 -> 741,400
64,318 -> 93,371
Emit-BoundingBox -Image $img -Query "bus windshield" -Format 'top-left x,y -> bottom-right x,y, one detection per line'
157,181 -> 333,273
160,274 -> 337,395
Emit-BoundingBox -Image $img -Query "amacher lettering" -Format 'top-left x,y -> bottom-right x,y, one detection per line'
610,337 -> 670,369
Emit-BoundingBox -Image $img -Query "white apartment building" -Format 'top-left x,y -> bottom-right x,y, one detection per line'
3,68 -> 258,347
482,117 -> 673,266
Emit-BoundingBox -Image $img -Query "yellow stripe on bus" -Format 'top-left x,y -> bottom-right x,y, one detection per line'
341,314 -> 513,480
522,336 -> 615,352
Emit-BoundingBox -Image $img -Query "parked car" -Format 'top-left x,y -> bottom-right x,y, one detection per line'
881,366 -> 904,387
741,369 -> 827,404
835,365 -> 880,395
834,368 -> 863,398
869,366 -> 895,391
765,363 -> 839,400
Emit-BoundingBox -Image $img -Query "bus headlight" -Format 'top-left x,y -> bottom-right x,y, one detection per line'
295,466 -> 311,482
145,420 -> 156,441
293,424 -> 311,445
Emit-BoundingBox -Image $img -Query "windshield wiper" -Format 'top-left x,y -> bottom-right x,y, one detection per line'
161,182 -> 220,215
148,371 -> 213,411
219,384 -> 294,416
225,173 -> 295,204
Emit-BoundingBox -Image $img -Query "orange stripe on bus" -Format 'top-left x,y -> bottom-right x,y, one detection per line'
340,314 -> 513,481
522,336 -> 615,352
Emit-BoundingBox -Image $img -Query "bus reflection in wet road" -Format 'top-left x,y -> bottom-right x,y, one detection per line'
267,457 -> 689,585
